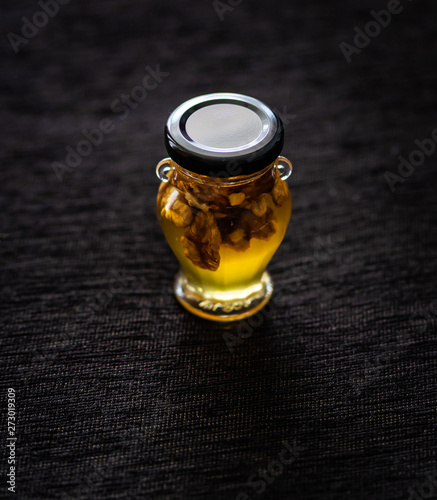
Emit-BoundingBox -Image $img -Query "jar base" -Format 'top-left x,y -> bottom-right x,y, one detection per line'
174,271 -> 273,322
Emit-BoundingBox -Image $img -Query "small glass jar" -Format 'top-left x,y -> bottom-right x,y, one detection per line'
155,93 -> 293,322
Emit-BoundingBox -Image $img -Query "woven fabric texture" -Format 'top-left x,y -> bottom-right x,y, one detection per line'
1,1 -> 436,499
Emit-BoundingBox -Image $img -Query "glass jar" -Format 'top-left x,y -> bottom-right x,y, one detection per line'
155,93 -> 293,322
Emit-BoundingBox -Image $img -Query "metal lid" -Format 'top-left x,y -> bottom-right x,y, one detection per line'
164,93 -> 284,177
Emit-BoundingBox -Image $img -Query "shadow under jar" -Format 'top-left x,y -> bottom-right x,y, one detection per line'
156,93 -> 293,322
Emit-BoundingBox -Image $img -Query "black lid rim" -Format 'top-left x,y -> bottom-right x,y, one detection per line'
165,126 -> 284,176
164,92 -> 284,177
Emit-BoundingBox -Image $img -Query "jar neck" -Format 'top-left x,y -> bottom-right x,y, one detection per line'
171,161 -> 278,190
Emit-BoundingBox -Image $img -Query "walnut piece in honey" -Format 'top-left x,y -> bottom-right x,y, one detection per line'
246,192 -> 270,217
167,199 -> 194,228
228,192 -> 246,206
161,169 -> 288,271
222,227 -> 250,252
272,175 -> 288,206
181,211 -> 222,271
239,207 -> 276,241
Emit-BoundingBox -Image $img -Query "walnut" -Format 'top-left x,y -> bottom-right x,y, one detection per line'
228,192 -> 246,206
159,167 -> 286,269
180,235 -> 201,264
161,189 -> 194,228
246,192 -> 271,217
271,175 -> 288,206
225,237 -> 250,252
167,199 -> 194,228
228,228 -> 245,243
223,227 -> 250,252
181,211 -> 222,271
239,208 -> 276,241
184,191 -> 210,213
214,212 -> 228,219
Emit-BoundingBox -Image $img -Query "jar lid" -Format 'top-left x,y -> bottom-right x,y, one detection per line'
165,93 -> 284,177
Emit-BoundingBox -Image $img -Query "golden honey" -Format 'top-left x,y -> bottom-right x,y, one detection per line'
156,160 -> 291,320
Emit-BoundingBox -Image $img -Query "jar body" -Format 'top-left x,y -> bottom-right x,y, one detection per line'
156,157 -> 292,321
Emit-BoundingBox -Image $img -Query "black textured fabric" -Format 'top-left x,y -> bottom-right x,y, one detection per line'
1,1 -> 436,499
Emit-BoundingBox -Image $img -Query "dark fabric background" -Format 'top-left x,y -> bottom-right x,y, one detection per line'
1,1 -> 436,499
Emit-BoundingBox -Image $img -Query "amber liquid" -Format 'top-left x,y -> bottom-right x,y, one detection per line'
159,194 -> 290,293
157,165 -> 291,303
